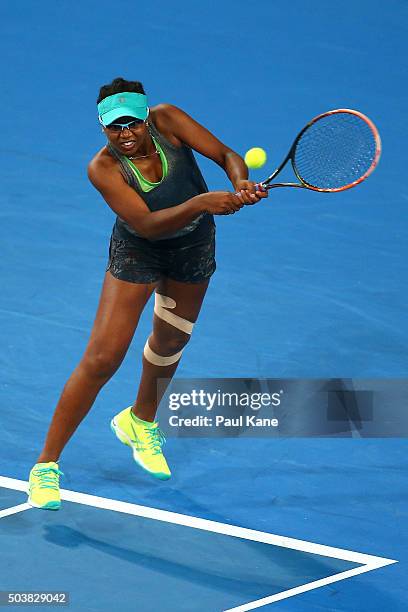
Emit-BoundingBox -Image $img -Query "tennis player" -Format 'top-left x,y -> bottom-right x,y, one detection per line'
27,77 -> 268,510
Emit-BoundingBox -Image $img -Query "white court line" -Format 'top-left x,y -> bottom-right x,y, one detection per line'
0,502 -> 32,519
223,564 -> 387,611
0,475 -> 397,611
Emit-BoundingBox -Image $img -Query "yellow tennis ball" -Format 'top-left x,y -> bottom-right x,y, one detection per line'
244,147 -> 267,169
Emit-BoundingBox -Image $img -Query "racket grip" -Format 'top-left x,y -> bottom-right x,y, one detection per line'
234,183 -> 268,196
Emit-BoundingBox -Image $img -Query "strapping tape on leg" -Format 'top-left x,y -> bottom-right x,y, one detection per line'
143,340 -> 183,367
154,293 -> 194,335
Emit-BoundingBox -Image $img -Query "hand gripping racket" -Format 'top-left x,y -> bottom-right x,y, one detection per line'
256,109 -> 381,193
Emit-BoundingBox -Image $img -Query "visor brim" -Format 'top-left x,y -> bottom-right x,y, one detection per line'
100,106 -> 148,126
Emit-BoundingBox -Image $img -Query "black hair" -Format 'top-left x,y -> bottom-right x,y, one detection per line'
97,77 -> 146,104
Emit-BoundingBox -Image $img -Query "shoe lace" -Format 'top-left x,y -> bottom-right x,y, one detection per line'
33,466 -> 64,490
143,426 -> 166,455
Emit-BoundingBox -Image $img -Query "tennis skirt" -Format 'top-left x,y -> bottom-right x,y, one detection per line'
106,221 -> 216,284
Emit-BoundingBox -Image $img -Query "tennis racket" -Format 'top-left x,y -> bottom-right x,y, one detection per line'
254,109 -> 381,193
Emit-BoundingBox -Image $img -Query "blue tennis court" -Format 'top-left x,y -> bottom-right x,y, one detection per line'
1,1 -> 407,610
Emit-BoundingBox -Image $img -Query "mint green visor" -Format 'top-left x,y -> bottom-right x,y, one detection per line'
97,92 -> 148,126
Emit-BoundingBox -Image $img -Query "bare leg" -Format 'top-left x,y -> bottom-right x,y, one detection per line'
36,272 -> 156,463
132,277 -> 210,422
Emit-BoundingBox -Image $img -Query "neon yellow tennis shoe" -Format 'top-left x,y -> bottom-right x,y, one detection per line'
111,407 -> 171,480
28,462 -> 63,510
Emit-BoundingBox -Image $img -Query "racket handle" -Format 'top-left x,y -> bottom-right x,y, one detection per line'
234,183 -> 268,196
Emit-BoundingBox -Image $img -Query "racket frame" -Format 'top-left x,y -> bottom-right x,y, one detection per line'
260,108 -> 382,193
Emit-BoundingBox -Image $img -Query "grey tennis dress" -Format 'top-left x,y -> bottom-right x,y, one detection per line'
105,120 -> 216,284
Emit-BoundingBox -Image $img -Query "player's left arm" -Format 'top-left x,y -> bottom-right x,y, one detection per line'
157,104 -> 267,200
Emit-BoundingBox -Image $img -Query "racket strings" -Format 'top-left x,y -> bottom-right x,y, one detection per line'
294,113 -> 378,190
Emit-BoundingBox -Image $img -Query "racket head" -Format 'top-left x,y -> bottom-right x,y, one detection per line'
291,109 -> 382,192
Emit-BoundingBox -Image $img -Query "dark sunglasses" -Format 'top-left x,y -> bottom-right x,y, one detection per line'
105,119 -> 145,132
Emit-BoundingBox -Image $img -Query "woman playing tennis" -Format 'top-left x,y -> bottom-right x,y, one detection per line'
27,77 -> 268,510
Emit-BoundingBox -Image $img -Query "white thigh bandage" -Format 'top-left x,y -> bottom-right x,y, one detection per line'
143,294 -> 195,367
154,293 -> 194,335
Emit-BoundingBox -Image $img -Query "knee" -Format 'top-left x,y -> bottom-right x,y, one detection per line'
151,331 -> 190,356
146,292 -> 196,364
81,346 -> 125,379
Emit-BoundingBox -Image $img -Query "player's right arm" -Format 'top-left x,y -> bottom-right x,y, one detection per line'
87,157 -> 244,240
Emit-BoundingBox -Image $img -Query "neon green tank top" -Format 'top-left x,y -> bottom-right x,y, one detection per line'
124,136 -> 168,192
